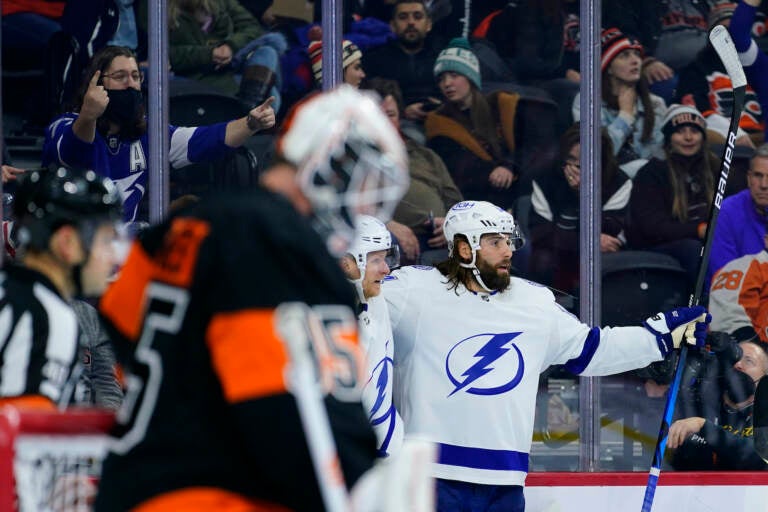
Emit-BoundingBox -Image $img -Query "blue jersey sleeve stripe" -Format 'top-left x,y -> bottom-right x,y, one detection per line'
564,326 -> 601,375
438,442 -> 529,472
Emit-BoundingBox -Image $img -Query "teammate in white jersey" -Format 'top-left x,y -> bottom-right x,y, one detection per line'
341,215 -> 405,457
381,200 -> 711,512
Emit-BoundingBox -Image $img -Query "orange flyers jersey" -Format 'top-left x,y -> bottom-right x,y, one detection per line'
94,189 -> 377,512
709,249 -> 768,342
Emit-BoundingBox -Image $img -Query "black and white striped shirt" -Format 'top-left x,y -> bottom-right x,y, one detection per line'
0,265 -> 79,406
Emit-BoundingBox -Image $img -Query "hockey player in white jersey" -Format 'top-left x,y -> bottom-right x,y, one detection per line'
341,215 -> 404,458
381,200 -> 711,511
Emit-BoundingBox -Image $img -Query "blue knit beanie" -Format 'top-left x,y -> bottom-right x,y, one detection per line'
433,38 -> 482,89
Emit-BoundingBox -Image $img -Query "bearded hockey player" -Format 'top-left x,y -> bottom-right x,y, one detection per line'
382,200 -> 711,512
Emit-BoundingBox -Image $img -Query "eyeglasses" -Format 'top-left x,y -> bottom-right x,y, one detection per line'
102,70 -> 144,84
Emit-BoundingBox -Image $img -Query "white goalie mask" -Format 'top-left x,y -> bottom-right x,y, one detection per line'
348,215 -> 400,275
443,201 -> 525,258
278,85 -> 409,256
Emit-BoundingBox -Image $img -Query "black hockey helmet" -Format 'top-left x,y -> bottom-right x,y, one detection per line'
13,167 -> 123,252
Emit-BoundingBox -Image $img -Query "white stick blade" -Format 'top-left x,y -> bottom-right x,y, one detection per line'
710,25 -> 747,89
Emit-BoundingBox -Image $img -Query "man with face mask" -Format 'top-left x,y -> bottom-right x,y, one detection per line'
382,200 -> 713,512
0,167 -> 123,410
42,45 -> 276,223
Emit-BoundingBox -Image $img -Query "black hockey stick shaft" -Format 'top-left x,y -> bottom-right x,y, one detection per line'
641,24 -> 747,512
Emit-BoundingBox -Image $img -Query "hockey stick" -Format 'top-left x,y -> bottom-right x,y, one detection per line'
640,24 -> 747,512
275,302 -> 354,512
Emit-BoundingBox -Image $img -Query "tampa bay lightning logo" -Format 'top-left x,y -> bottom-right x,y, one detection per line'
445,332 -> 524,397
369,355 -> 397,456
369,356 -> 394,422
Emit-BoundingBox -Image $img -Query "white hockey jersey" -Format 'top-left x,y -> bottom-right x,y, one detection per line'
382,266 -> 664,486
359,294 -> 404,457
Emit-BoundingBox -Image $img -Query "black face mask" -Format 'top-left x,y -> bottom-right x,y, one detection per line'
104,88 -> 144,128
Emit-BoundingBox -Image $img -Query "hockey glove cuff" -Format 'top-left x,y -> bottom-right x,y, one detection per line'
644,306 -> 711,357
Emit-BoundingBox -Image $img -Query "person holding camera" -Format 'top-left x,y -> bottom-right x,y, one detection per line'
667,332 -> 768,470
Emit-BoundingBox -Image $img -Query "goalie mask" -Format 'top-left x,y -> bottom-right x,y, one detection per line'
278,85 -> 409,256
443,200 -> 525,291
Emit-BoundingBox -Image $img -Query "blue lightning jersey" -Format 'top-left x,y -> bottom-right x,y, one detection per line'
382,266 -> 663,486
359,294 -> 404,458
42,113 -> 231,222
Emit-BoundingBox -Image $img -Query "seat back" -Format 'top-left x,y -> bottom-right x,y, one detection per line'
601,251 -> 689,327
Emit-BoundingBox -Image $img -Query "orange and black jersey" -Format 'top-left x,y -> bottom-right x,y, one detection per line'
0,265 -> 80,409
94,188 -> 377,512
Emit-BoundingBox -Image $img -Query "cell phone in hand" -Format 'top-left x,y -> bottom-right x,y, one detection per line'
420,101 -> 441,112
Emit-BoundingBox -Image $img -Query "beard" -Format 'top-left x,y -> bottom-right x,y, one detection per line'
476,256 -> 511,292
398,31 -> 425,50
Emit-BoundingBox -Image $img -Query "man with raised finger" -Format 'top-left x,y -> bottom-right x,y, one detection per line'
42,45 -> 276,222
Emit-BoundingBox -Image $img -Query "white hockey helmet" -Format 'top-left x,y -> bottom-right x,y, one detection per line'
277,85 -> 409,256
443,200 -> 524,256
348,215 -> 400,275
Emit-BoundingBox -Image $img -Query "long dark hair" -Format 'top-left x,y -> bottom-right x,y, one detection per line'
73,46 -> 147,139
601,72 -> 655,143
664,135 -> 717,222
439,86 -> 503,160
436,235 -> 474,293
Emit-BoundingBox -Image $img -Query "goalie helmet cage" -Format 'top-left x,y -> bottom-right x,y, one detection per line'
0,406 -> 115,512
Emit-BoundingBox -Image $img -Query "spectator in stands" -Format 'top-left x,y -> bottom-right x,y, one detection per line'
365,78 -> 462,263
2,140 -> 26,187
1,0 -> 63,71
362,0 -> 442,125
709,235 -> 768,342
529,122 -> 632,296
0,168 -> 122,410
307,39 -> 366,88
731,0 -> 768,141
146,0 -> 286,111
472,0 -> 582,134
602,0 -> 711,104
628,104 -> 719,289
709,144 -> 768,281
573,28 -> 667,177
42,45 -> 276,223
668,334 -> 768,470
426,38 -> 523,211
675,2 -> 762,148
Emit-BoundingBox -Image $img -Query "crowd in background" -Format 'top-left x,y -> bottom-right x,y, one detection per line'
5,0 -> 768,474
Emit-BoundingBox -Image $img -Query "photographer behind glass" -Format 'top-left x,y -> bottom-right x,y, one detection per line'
668,331 -> 768,470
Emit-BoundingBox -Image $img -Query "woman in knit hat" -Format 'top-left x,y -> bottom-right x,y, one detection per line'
572,27 -> 667,175
307,39 -> 366,88
628,104 -> 720,290
424,37 -> 524,212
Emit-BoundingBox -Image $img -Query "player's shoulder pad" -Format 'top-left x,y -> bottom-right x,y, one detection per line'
411,265 -> 433,270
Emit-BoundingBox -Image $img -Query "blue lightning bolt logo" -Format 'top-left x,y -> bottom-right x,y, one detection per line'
370,360 -> 389,417
446,332 -> 524,397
